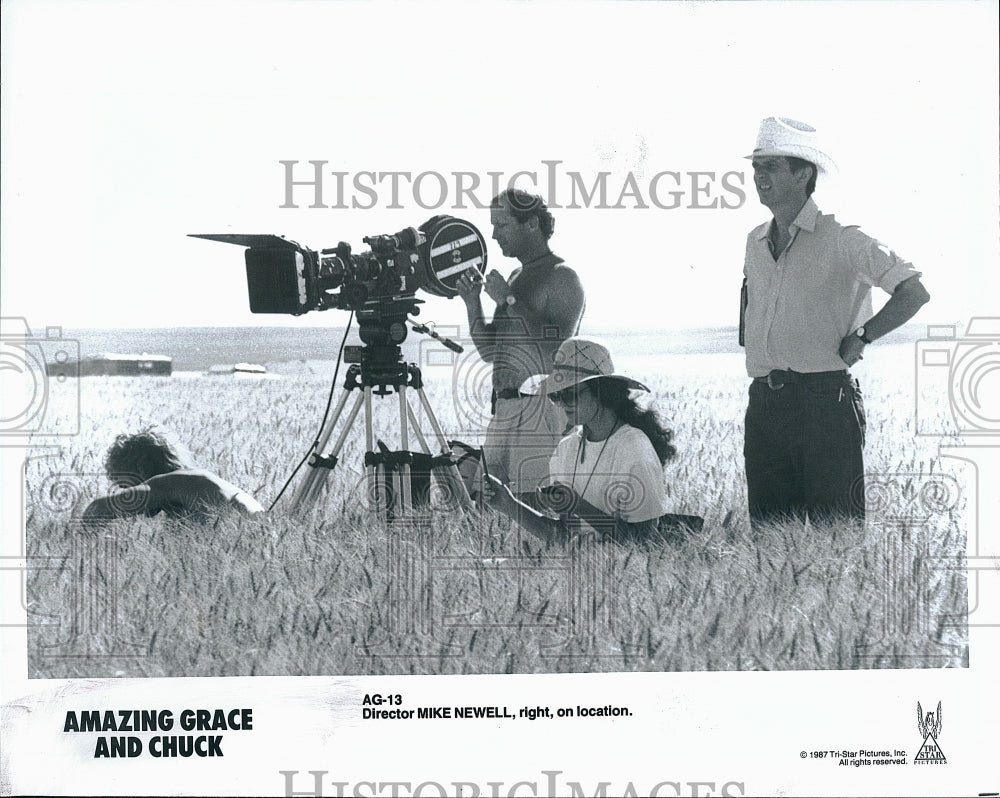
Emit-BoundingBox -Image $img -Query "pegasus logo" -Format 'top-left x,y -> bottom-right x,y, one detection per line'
917,701 -> 942,740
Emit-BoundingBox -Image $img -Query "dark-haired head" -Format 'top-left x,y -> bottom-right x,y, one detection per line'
784,156 -> 817,197
585,377 -> 677,465
491,189 -> 555,239
104,428 -> 195,487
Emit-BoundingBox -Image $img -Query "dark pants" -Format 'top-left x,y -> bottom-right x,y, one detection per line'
744,372 -> 866,528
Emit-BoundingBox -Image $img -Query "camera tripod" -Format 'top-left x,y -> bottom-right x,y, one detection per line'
289,309 -> 472,521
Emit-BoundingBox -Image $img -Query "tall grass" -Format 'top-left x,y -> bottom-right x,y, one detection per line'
24,347 -> 969,676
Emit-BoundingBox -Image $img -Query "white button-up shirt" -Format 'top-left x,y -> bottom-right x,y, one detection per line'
743,198 -> 920,377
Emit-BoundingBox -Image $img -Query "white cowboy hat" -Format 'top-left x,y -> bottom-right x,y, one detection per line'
522,337 -> 649,395
745,117 -> 838,176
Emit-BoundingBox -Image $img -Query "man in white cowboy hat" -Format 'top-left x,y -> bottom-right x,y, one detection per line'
456,188 -> 586,502
484,336 -> 690,543
741,116 -> 930,528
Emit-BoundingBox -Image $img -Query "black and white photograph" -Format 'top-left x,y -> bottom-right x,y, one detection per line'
1,1 -> 997,796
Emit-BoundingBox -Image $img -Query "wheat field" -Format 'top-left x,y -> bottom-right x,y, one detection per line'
23,343 -> 969,677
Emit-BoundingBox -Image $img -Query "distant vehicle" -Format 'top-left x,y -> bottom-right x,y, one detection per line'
206,362 -> 278,379
47,353 -> 173,377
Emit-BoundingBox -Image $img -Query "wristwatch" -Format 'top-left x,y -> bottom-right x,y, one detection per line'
855,326 -> 872,344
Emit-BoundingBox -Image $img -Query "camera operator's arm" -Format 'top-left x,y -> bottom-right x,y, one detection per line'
527,266 -> 586,338
456,271 -> 498,359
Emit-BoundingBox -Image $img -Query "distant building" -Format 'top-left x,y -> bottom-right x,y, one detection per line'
48,353 -> 173,377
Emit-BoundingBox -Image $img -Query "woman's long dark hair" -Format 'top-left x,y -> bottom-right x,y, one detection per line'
588,377 -> 676,465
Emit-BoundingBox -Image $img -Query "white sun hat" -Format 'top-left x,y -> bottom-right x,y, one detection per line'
745,117 -> 838,176
523,337 -> 649,395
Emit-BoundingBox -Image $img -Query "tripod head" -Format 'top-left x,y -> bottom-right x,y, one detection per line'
293,298 -> 474,518
342,296 -> 462,396
342,296 -> 418,394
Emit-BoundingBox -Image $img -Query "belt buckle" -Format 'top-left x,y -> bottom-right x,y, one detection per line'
766,371 -> 785,390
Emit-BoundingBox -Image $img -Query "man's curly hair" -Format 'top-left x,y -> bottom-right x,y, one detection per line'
103,428 -> 194,487
491,189 -> 555,240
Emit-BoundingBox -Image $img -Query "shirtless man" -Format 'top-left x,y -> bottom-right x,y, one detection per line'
456,189 -> 586,501
82,428 -> 264,523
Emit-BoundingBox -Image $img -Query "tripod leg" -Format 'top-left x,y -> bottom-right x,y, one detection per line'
290,390 -> 365,514
300,391 -> 365,511
396,385 -> 412,514
405,402 -> 432,454
363,386 -> 391,520
414,387 -> 456,452
413,386 -> 474,511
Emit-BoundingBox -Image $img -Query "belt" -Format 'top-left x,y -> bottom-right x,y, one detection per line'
491,387 -> 533,416
753,369 -> 848,390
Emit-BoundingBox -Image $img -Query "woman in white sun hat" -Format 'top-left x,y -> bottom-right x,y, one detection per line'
484,336 -> 690,542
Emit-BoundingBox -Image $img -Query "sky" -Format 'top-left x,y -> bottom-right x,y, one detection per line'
2,1 -> 997,336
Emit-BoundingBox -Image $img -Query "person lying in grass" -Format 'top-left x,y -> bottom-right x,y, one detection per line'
483,337 -> 694,543
82,428 -> 264,523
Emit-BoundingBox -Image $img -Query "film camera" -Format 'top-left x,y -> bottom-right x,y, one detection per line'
191,215 -> 487,315
191,216 -> 488,519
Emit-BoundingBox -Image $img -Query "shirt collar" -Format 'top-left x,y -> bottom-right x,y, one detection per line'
792,197 -> 820,232
754,197 -> 820,240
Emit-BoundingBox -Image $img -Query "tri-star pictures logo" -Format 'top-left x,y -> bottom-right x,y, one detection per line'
914,701 -> 947,765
